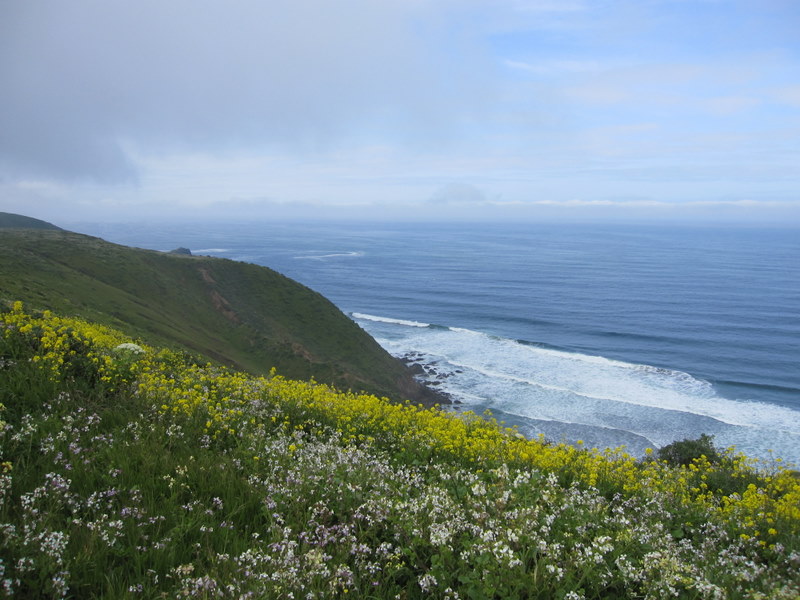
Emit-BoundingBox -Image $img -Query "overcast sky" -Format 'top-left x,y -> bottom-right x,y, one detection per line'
1,0 -> 799,224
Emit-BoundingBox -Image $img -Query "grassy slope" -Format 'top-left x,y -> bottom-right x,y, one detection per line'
0,212 -> 62,230
0,227 -> 434,403
1,306 -> 797,598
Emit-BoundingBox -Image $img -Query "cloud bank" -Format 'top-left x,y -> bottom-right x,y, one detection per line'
1,0 -> 798,224
0,0 -> 488,182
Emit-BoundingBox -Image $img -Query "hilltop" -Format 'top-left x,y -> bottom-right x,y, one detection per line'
0,211 -> 62,230
0,216 -> 438,404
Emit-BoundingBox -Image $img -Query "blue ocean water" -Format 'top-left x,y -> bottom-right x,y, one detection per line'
72,220 -> 800,465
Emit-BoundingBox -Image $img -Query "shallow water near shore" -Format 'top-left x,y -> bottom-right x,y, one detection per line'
72,220 -> 800,465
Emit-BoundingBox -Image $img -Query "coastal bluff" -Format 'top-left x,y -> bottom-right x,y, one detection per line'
0,215 -> 442,405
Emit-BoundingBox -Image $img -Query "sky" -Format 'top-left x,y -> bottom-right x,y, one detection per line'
1,0 -> 799,224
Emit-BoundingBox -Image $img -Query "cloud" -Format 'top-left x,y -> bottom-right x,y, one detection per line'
2,0 -> 798,224
701,96 -> 761,116
429,183 -> 489,205
0,0 -> 490,183
773,85 -> 800,107
511,0 -> 587,12
504,59 -> 605,75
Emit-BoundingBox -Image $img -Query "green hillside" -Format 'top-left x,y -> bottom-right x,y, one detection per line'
0,223 -> 437,404
0,211 -> 62,230
1,305 -> 797,598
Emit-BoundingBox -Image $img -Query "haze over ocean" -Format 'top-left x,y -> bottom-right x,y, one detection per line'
74,220 -> 800,465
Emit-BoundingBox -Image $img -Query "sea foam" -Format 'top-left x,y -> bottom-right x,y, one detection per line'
293,251 -> 364,260
352,312 -> 431,328
353,313 -> 800,465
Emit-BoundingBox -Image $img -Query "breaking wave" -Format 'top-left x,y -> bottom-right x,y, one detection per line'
352,312 -> 800,465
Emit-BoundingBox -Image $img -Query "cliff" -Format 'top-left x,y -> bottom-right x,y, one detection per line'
0,219 -> 440,404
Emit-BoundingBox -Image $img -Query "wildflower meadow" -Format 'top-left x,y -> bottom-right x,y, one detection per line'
1,302 -> 798,598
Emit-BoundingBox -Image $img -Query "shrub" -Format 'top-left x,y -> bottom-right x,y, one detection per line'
656,433 -> 721,467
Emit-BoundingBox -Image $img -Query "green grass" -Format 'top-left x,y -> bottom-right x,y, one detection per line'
1,305 -> 798,599
0,212 -> 61,231
0,227 -> 432,404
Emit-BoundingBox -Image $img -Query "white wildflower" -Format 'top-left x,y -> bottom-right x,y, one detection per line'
114,343 -> 144,355
418,573 -> 438,592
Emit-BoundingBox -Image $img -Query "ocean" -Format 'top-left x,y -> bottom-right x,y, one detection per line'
71,220 -> 800,466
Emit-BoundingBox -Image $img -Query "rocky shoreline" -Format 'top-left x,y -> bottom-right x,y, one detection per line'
400,351 -> 461,406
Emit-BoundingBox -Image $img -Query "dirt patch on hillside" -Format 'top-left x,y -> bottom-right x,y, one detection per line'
198,267 -> 216,285
209,289 -> 239,323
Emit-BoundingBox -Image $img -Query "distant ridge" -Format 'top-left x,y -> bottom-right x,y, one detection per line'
0,212 -> 62,230
0,214 -> 441,404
